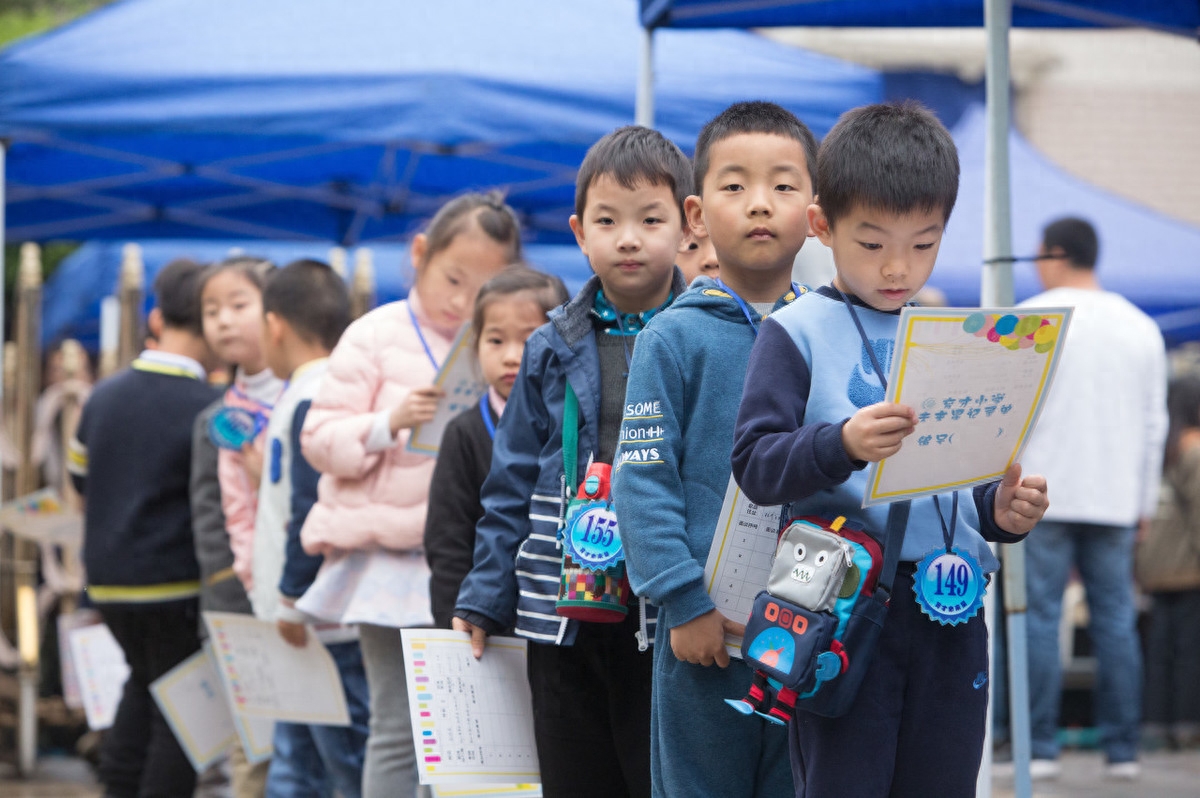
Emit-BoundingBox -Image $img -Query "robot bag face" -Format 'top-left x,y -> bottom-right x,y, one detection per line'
769,520 -> 852,613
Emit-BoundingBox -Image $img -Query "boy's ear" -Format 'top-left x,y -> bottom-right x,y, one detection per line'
568,214 -> 588,254
808,204 -> 833,247
263,311 -> 286,348
409,232 -> 428,272
147,307 -> 164,339
684,195 -> 707,240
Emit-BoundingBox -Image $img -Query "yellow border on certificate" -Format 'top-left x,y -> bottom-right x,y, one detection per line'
867,310 -> 1068,502
150,652 -> 234,768
705,486 -> 744,595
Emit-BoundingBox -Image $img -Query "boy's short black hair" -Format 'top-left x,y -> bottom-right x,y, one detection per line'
153,258 -> 207,336
1042,217 -> 1098,270
263,259 -> 351,351
817,102 -> 959,229
693,101 -> 818,193
574,125 -> 692,221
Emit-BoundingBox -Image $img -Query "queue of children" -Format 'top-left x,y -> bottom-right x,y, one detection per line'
71,98 -> 1050,798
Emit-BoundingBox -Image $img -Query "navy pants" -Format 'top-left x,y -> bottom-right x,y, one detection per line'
789,567 -> 989,798
97,599 -> 201,798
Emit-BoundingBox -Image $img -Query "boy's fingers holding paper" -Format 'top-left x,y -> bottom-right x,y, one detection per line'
452,616 -> 488,659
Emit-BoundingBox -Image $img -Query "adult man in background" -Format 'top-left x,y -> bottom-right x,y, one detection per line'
1020,217 -> 1168,781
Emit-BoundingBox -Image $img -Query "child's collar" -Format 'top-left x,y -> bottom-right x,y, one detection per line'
591,288 -> 674,335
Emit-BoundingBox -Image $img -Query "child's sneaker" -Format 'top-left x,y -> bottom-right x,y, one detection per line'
1104,761 -> 1140,781
1029,759 -> 1060,781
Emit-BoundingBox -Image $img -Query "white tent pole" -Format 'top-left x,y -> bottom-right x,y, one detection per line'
636,27 -> 655,127
982,2 -> 1033,798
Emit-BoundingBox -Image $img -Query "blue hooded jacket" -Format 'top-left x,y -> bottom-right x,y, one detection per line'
612,276 -> 804,630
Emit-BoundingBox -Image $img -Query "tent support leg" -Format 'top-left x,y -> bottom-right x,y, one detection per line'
636,27 -> 655,128
981,1 -> 1032,798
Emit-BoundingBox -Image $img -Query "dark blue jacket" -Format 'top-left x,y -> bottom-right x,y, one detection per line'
455,271 -> 686,646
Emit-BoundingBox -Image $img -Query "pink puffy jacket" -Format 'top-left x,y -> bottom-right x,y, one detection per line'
300,290 -> 454,556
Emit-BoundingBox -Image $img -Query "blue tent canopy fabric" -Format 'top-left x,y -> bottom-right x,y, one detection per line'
41,241 -> 594,353
0,0 -> 881,246
640,0 -> 1200,35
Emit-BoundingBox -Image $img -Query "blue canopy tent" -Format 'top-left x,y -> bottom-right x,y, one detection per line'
40,240 -> 597,353
640,0 -> 1199,33
0,0 -> 880,248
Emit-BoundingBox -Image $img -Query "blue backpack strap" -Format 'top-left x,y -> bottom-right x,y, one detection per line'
562,381 -> 579,493
874,500 -> 912,602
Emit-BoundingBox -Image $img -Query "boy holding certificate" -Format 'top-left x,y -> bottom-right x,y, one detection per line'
731,102 -> 1049,796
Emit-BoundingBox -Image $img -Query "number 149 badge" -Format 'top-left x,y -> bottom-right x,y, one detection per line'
914,548 -> 985,626
913,493 -> 986,626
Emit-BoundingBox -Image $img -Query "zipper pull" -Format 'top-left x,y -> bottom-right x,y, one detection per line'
635,596 -> 649,652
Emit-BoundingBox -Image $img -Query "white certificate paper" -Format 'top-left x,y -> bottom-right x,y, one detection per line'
401,629 -> 540,785
151,649 -> 238,771
408,325 -> 487,456
202,611 -> 350,726
864,306 -> 1073,506
703,477 -> 781,659
68,623 -> 130,730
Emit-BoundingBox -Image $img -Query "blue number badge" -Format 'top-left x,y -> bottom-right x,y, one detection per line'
914,548 -> 985,626
913,492 -> 986,625
563,501 -> 623,571
208,406 -> 266,451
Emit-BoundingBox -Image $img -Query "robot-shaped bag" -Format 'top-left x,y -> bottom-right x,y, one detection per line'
728,515 -> 883,724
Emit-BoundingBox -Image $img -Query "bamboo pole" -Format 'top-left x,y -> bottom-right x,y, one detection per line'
350,248 -> 376,320
116,243 -> 144,370
3,341 -> 15,500
328,246 -> 348,280
56,340 -> 87,615
13,242 -> 43,776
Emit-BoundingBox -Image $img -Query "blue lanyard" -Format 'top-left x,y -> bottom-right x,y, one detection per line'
228,383 -> 278,412
479,393 -> 496,440
715,279 -> 802,338
932,493 -> 960,553
407,302 -> 441,372
838,287 -> 959,548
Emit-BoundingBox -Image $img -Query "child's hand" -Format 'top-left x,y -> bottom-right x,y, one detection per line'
452,616 -> 488,660
277,619 -> 308,648
241,442 -> 263,490
388,386 -> 445,435
993,463 -> 1048,536
669,609 -> 744,668
842,402 -> 917,462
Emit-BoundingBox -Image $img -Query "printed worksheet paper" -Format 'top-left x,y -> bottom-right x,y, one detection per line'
202,611 -> 350,726
703,477 -> 781,659
401,629 -> 540,785
67,623 -> 129,731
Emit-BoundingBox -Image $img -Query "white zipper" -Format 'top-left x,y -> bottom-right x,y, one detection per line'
635,596 -> 649,652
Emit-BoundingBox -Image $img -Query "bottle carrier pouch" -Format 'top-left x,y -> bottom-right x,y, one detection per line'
554,384 -> 630,623
768,519 -> 854,613
742,591 -> 838,692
